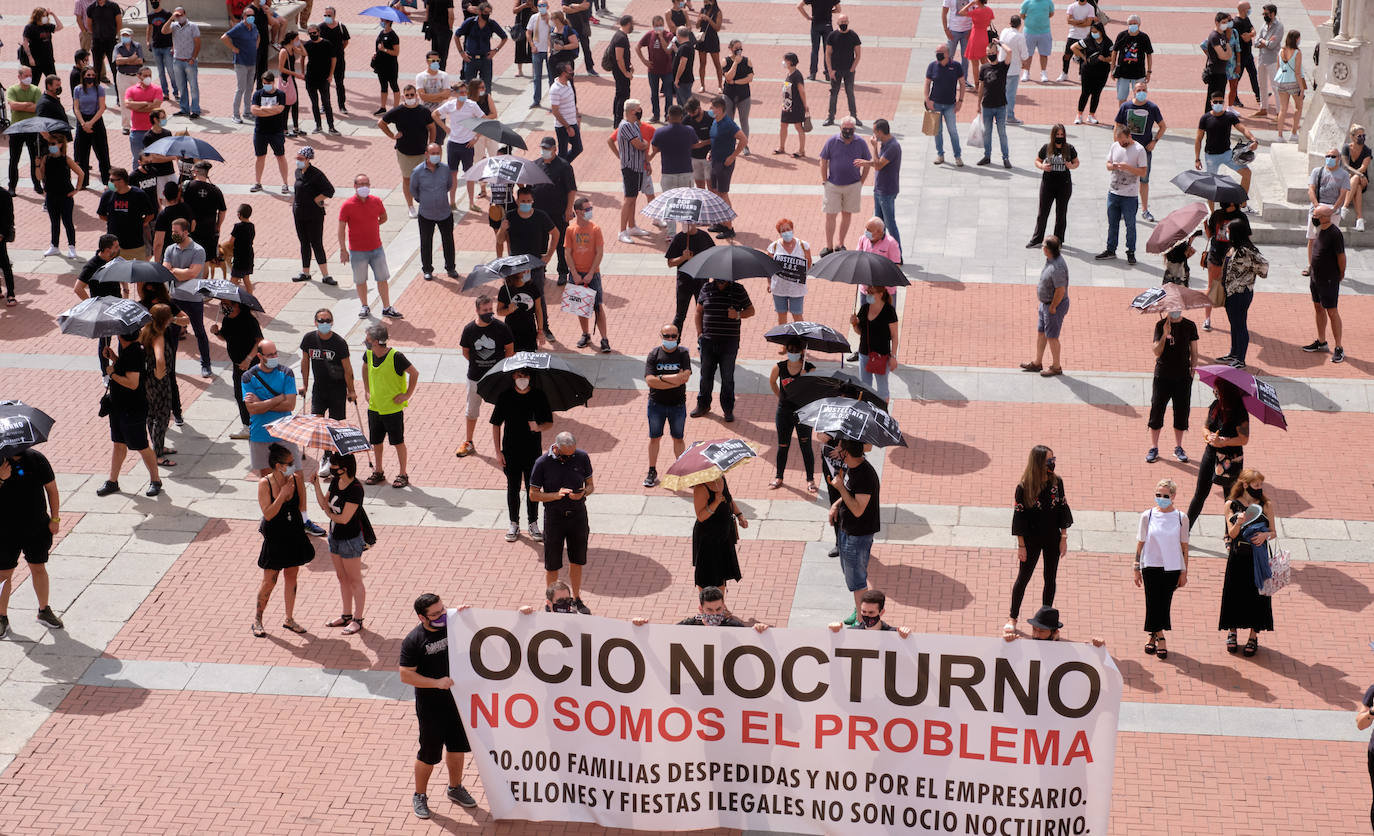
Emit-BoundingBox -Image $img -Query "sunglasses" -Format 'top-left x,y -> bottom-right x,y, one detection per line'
316,318 -> 332,324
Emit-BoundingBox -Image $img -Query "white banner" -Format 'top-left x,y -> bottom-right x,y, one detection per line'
449,609 -> 1122,835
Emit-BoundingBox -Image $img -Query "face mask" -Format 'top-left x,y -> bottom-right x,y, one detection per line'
428,612 -> 447,627
310,33 -> 319,40
53,86 -> 63,96
1263,14 -> 1272,21
701,612 -> 726,626
457,95 -> 468,104
936,54 -> 947,63
1168,310 -> 1182,322
296,160 -> 306,171
864,230 -> 875,241
1128,23 -> 1139,33
316,321 -> 332,335
541,148 -> 555,160
661,339 -> 678,351
244,14 -> 254,22
262,356 -> 280,370
514,378 -> 531,391
518,202 -> 533,213
429,154 -> 442,164
404,96 -> 417,106
864,293 -> 876,305
582,209 -> 594,221
1211,103 -> 1224,113
1155,496 -> 1172,509
1325,156 -> 1339,168
138,76 -> 150,86
1053,135 -> 1064,144
355,186 -> 370,198
780,230 -> 794,242
1046,458 -> 1056,471
478,312 -> 495,323
860,614 -> 882,628
841,128 -> 855,139
838,23 -> 848,31
1090,32 -> 1101,40
48,144 -> 60,154
121,35 -> 132,45
654,25 -> 663,32
429,61 -> 441,71
322,14 -> 332,23
786,351 -> 802,362
550,598 -> 573,612
1248,486 -> 1264,500
1221,21 -> 1232,29
1134,92 -> 1147,103
1312,215 -> 1322,227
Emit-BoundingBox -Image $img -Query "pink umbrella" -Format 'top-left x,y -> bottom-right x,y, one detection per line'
1145,203 -> 1209,254
1129,284 -> 1213,314
1196,365 -> 1288,430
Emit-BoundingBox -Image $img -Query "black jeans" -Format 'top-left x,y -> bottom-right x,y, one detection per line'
75,122 -> 111,185
827,69 -> 857,119
1204,73 -> 1228,107
504,446 -> 540,525
306,79 -> 335,129
578,26 -> 596,74
1186,445 -> 1239,528
673,275 -> 704,333
294,211 -> 328,272
552,218 -> 570,280
92,37 -> 117,83
612,69 -> 632,125
429,27 -> 453,70
178,297 -> 212,368
0,241 -> 12,298
1009,534 -> 1061,619
231,363 -> 251,426
333,56 -> 348,109
418,214 -> 455,274
696,336 -> 739,413
7,134 -> 40,191
808,24 -> 832,77
1225,289 -> 1253,364
1239,51 -> 1259,100
1031,177 -> 1072,243
1061,37 -> 1081,75
45,194 -> 76,246
1077,63 -> 1110,113
775,404 -> 815,480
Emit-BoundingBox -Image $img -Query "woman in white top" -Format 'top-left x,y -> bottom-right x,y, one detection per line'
1134,477 -> 1189,659
766,217 -> 811,334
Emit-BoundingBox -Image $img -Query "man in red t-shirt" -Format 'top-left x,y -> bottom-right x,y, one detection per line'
123,66 -> 163,166
338,173 -> 402,320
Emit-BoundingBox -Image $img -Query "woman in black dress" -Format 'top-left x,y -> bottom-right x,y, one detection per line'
695,0 -> 723,91
691,474 -> 745,592
1218,468 -> 1275,656
1006,444 -> 1073,634
139,303 -> 176,467
1185,379 -> 1249,528
254,443 -> 316,637
512,0 -> 535,75
768,338 -> 816,492
775,52 -> 808,158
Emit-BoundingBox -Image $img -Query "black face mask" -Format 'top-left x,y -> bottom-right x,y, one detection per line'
1248,486 -> 1264,501
838,23 -> 848,31
1046,458 -> 1056,472
478,312 -> 495,323
1312,215 -> 1322,227
550,598 -> 574,613
840,128 -> 855,139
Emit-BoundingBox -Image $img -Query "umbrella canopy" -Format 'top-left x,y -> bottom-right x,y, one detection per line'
0,401 -> 55,458
681,246 -> 776,281
459,117 -> 527,150
186,278 -> 265,312
142,134 -> 226,162
763,321 -> 852,355
1195,365 -> 1287,430
794,397 -> 907,447
1129,284 -> 1212,314
4,117 -> 71,136
92,257 -> 175,285
460,154 -> 551,185
57,296 -> 151,338
659,438 -> 758,491
266,414 -> 372,454
641,187 -> 736,225
1170,170 -> 1247,204
1145,203 -> 1209,254
361,4 -> 411,21
462,253 -> 544,291
477,351 -> 594,411
808,249 -> 910,287
782,370 -> 888,411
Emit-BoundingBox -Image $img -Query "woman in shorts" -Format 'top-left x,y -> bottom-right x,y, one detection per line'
309,452 -> 367,634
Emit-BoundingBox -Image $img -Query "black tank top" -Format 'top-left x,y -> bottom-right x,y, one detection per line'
775,359 -> 814,407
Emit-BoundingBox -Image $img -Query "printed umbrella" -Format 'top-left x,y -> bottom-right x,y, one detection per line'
91,257 -> 175,284
641,187 -> 736,225
659,438 -> 758,491
142,134 -> 225,162
462,253 -> 544,291
477,352 -> 594,411
1170,170 -> 1247,204
185,278 -> 265,312
808,249 -> 910,287
0,401 -> 55,457
266,414 -> 372,455
1128,284 -> 1212,314
460,154 -> 551,185
56,296 -> 151,338
459,116 -> 527,150
4,117 -> 72,136
794,397 -> 907,447
681,246 -> 776,281
1195,365 -> 1287,430
360,4 -> 411,22
763,321 -> 851,355
781,370 -> 887,411
1145,203 -> 1209,254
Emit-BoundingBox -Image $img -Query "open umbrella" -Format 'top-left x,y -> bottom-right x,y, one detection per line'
186,278 -> 265,312
1170,170 -> 1247,204
462,253 -> 544,291
0,401 -> 55,458
142,135 -> 226,162
659,438 -> 758,491
1145,203 -> 1209,254
459,116 -> 527,150
1129,284 -> 1212,314
641,187 -> 736,226
361,4 -> 411,22
4,117 -> 71,136
92,257 -> 175,285
1195,365 -> 1287,430
57,296 -> 151,338
266,414 -> 372,454
681,246 -> 776,281
795,397 -> 906,447
460,154 -> 551,185
809,249 -> 910,287
477,351 -> 593,411
764,321 -> 851,355
782,370 -> 887,411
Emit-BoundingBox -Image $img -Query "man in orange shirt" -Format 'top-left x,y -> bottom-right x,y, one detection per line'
564,194 -> 610,352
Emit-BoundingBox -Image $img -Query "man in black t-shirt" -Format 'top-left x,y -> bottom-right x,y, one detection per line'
829,438 -> 880,625
76,234 -> 126,372
643,323 -> 692,487
303,25 -> 339,133
1306,206 -> 1346,361
457,295 -> 514,456
490,370 -> 553,541
97,331 -> 162,498
692,278 -> 753,421
250,71 -> 291,193
799,0 -> 838,79
497,193 -> 559,333
1147,311 -> 1198,463
532,136 -> 578,290
152,181 -> 192,261
299,308 -> 354,420
318,8 -> 351,113
398,593 -> 478,820
0,448 -> 67,636
212,298 -> 264,435
823,15 -> 862,124
1202,12 -> 1233,105
381,90 -> 436,213
608,16 -> 635,125
1194,94 -> 1257,202
671,28 -> 695,104
683,98 -> 712,187
529,432 -> 595,613
182,163 -> 227,263
665,223 -> 714,333
975,46 -> 1011,166
96,169 -> 156,261
1232,3 -> 1259,106
496,271 -> 545,352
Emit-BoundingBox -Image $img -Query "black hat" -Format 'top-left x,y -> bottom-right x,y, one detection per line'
540,136 -> 556,149
1027,606 -> 1062,632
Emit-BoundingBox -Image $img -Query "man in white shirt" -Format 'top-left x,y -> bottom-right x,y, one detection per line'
999,15 -> 1029,123
1059,0 -> 1096,82
1098,124 -> 1149,264
414,50 -> 449,142
433,80 -> 484,208
941,0 -> 974,85
548,61 -> 581,162
525,1 -> 554,107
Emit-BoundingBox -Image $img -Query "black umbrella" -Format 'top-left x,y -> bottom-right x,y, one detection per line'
809,249 -> 910,287
764,321 -> 851,354
462,253 -> 545,291
57,296 -> 151,338
795,397 -> 906,447
1170,170 -> 1248,204
460,116 -> 528,150
4,117 -> 71,136
92,257 -> 175,285
477,351 -> 594,411
187,278 -> 265,312
0,401 -> 56,458
143,135 -> 226,162
681,246 -> 776,281
782,370 -> 887,411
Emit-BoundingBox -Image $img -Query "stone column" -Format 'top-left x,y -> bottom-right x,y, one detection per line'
122,0 -> 304,65
1302,0 -> 1372,163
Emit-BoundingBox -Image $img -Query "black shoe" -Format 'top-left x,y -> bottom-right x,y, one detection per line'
707,223 -> 728,233
292,272 -> 311,282
643,467 -> 658,488
1215,354 -> 1236,364
446,268 -> 460,279
714,228 -> 736,239
822,117 -> 835,126
1026,239 -> 1042,248
1126,251 -> 1137,265
690,405 -> 709,418
572,597 -> 591,615
322,275 -> 338,286
556,274 -> 569,286
37,606 -> 64,629
828,545 -> 840,558
381,306 -> 404,319
808,73 -> 817,81
96,480 -> 121,497
173,110 -> 189,117
599,338 -> 611,354
1095,250 -> 1116,260
1003,158 -> 1011,169
373,107 -> 386,115
1301,340 -> 1329,352
423,272 -> 434,281
543,327 -> 556,342
976,156 -> 991,166
853,118 -> 863,127
723,412 -> 735,423
819,247 -> 834,257
446,785 -> 477,808
188,112 -> 201,119
146,481 -> 163,497
1334,346 -> 1346,363
0,615 -> 7,638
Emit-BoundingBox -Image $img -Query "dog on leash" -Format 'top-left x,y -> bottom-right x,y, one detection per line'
209,239 -> 233,282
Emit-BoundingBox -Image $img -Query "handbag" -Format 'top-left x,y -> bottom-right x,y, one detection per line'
864,352 -> 889,374
98,390 -> 112,418
922,109 -> 941,136
359,507 -> 378,547
802,115 -> 813,133
1260,548 -> 1292,596
281,76 -> 298,107
561,282 -> 597,318
1207,277 -> 1226,307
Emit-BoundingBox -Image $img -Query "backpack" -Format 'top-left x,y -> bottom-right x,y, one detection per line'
601,40 -> 617,73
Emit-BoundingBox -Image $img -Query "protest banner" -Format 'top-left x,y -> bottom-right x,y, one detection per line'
450,609 -> 1122,835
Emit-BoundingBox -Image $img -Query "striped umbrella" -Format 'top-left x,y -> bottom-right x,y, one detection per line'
641,187 -> 736,225
266,414 -> 371,454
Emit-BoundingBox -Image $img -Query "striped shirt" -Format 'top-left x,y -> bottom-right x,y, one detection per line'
616,120 -> 645,172
697,281 -> 752,342
549,79 -> 577,126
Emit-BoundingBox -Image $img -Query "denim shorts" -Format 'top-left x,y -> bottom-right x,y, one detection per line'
647,399 -> 686,439
1203,149 -> 1247,174
837,530 -> 874,592
773,293 -> 805,315
328,532 -> 366,558
1037,298 -> 1070,339
1023,32 -> 1053,57
349,247 -> 391,285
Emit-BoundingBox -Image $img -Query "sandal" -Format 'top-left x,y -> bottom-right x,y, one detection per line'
1242,635 -> 1258,657
806,480 -> 818,494
791,152 -> 804,159
1155,637 -> 1168,660
157,457 -> 176,467
5,296 -> 15,307
772,148 -> 786,155
326,613 -> 353,628
1039,366 -> 1064,377
392,474 -> 410,488
768,477 -> 783,490
364,471 -> 386,486
1018,362 -> 1043,372
1225,630 -> 1238,653
252,619 -> 266,638
342,617 -> 364,635
1144,632 -> 1157,655
282,618 -> 307,634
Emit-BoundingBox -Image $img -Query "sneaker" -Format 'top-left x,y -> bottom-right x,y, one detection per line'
1094,250 -> 1116,260
413,793 -> 432,819
249,182 -> 263,192
281,184 -> 291,195
359,305 -> 371,318
528,521 -> 543,542
96,480 -> 121,497
1174,446 -> 1189,463
382,306 -> 403,319
934,155 -> 945,165
201,363 -> 213,378
505,522 -> 520,542
1026,239 -> 1042,248
1008,116 -> 1023,125
1019,70 -> 1029,82
1333,346 -> 1346,363
714,228 -> 736,239
1073,116 -> 1083,125
853,119 -> 864,127
172,415 -> 185,427
576,333 -> 591,348
230,425 -> 251,440
842,608 -> 858,627
822,117 -> 835,126
1086,115 -> 1099,125
322,275 -> 338,286
828,545 -> 839,558
0,615 -> 7,638
146,481 -> 162,497
819,247 -> 834,257
976,156 -> 991,166
328,127 -> 341,136
1229,359 -> 1246,369
1056,73 -> 1068,82
1126,251 -> 1137,265
627,226 -> 651,237
599,338 -> 611,354
338,109 -> 351,117
37,607 -> 64,629
643,468 -> 658,488
955,157 -> 964,167
723,412 -> 735,423
1202,318 -> 1211,332
1141,209 -> 1157,222
1242,205 -> 1257,215
423,272 -> 434,281
66,246 -> 78,259
572,597 -> 591,615
1301,340 -> 1328,352
1003,158 -> 1011,169
455,441 -> 475,457
446,268 -> 460,279
1145,447 -> 1159,463
43,246 -> 59,257
618,231 -> 634,244
542,327 -> 556,343
373,107 -> 387,116
303,520 -> 326,537
292,272 -> 311,282
1039,71 -> 1049,82
447,785 -> 477,808
173,110 -> 190,117
1214,354 -> 1235,364
1358,218 -> 1367,232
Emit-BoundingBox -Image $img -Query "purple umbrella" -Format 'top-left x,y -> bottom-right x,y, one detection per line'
1195,365 -> 1287,430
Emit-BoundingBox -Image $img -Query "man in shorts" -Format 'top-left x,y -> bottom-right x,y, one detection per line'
399,593 -> 478,819
610,98 -> 651,243
818,116 -> 870,255
1193,93 -> 1258,207
643,322 -> 691,487
0,447 -> 67,636
95,330 -> 163,498
457,295 -> 514,457
530,432 -> 594,614
338,173 -> 402,319
1304,205 -> 1347,363
361,323 -> 418,487
707,96 -> 746,240
249,70 -> 291,194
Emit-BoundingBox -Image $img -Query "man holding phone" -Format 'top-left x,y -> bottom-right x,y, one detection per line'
529,432 -> 594,614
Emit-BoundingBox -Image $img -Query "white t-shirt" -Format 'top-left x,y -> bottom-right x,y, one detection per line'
1107,140 -> 1148,197
414,69 -> 449,111
526,14 -> 553,53
436,98 -> 485,142
549,78 -> 578,126
999,27 -> 1029,64
767,238 -> 810,297
1137,507 -> 1188,571
1065,0 -> 1095,38
944,0 -> 973,33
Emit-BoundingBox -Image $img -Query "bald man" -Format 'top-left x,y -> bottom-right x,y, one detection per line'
530,432 -> 595,614
856,216 -> 901,264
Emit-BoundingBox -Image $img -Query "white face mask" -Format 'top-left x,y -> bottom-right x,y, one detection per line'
404,96 -> 417,106
541,148 -> 554,159
355,186 -> 371,198
514,378 -> 531,391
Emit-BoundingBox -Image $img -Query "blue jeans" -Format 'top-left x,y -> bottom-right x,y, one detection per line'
530,51 -> 547,104
647,72 -> 671,120
1105,192 -> 1139,253
674,81 -> 694,107
946,29 -> 971,80
1005,72 -> 1021,121
171,58 -> 199,114
931,102 -> 961,159
463,56 -> 494,88
982,105 -> 1008,160
129,129 -> 145,167
837,529 -> 874,592
1225,289 -> 1253,363
858,365 -> 890,401
873,191 -> 900,251
697,336 -> 739,414
153,46 -> 176,96
556,124 -> 583,163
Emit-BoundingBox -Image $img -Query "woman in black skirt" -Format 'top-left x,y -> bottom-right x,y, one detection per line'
1134,478 -> 1188,659
1007,444 -> 1072,634
1185,379 -> 1249,528
691,474 -> 745,592
253,443 -> 316,638
1218,468 -> 1275,656
512,0 -> 536,75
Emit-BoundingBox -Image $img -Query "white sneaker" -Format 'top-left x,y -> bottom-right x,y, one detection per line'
359,305 -> 371,318
66,246 -> 77,258
528,521 -> 544,542
1019,70 -> 1029,82
1073,116 -> 1082,124
1276,132 -> 1286,142
617,231 -> 634,244
505,523 -> 520,542
1056,73 -> 1068,82
43,246 -> 59,256
407,206 -> 418,219
627,226 -> 652,237
1039,71 -> 1048,82
1337,206 -> 1347,222
1086,115 -> 1099,125
230,426 -> 251,440
1358,218 -> 1367,232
